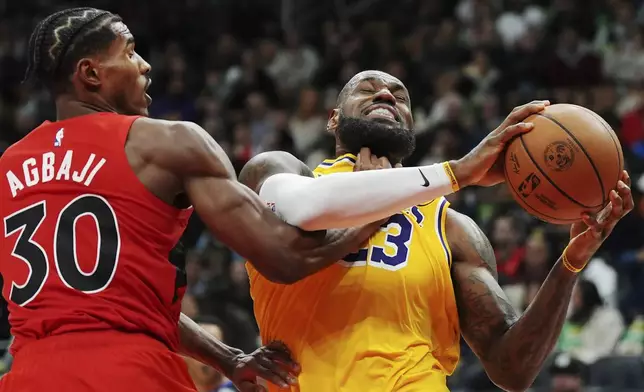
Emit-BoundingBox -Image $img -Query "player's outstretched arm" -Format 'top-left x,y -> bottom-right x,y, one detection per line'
449,173 -> 633,392
240,101 -> 551,231
240,149 -> 457,231
155,121 -> 378,284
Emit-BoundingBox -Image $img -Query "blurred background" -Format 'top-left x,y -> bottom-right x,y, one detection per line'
1,0 -> 644,391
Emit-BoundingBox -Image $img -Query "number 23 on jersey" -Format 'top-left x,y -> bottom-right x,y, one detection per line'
342,206 -> 425,271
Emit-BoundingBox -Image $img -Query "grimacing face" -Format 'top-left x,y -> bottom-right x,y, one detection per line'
328,71 -> 416,162
330,70 -> 413,129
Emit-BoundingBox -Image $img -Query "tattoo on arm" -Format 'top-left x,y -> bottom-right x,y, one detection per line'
449,211 -> 519,357
449,210 -> 577,391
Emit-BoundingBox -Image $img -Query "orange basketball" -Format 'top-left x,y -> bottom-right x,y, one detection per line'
503,104 -> 624,224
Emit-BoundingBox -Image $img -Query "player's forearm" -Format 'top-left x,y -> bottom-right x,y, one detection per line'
260,162 -> 458,231
290,222 -> 383,280
487,259 -> 578,391
178,313 -> 240,376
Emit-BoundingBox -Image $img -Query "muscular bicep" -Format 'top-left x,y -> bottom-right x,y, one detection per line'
447,210 -> 520,361
153,121 -> 309,283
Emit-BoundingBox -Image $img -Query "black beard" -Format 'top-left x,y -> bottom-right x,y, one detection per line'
336,114 -> 416,163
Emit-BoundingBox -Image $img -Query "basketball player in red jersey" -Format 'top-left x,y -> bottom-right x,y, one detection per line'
0,8 -> 387,392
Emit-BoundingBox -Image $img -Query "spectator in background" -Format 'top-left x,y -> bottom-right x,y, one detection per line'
603,28 -> 644,84
246,92 -> 277,156
266,31 -> 320,95
231,122 -> 254,173
150,77 -> 196,121
225,49 -> 278,110
504,228 -> 553,311
490,214 -> 525,284
549,353 -> 587,392
461,49 -> 500,105
616,314 -> 644,356
613,187 -> 644,319
620,92 -> 644,162
184,317 -> 235,392
557,280 -> 625,364
288,87 -> 326,159
545,27 -> 603,87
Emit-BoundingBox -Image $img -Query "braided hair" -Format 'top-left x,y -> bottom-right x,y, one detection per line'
24,7 -> 123,93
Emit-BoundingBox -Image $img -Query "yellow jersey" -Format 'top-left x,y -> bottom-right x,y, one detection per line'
247,154 -> 461,391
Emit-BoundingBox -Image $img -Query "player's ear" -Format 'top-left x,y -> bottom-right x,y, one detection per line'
326,109 -> 340,134
77,58 -> 102,91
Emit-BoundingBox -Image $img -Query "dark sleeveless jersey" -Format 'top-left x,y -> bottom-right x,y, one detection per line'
0,113 -> 192,354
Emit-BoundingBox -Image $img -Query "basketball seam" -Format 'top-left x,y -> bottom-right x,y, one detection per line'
503,155 -> 580,223
578,106 -> 622,187
536,112 -> 606,207
518,134 -> 599,209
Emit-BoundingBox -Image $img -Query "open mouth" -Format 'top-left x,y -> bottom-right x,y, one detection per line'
364,105 -> 400,123
144,78 -> 152,106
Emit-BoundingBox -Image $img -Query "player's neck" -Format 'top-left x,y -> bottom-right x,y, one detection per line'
334,146 -> 352,158
55,96 -> 117,121
334,146 -> 402,165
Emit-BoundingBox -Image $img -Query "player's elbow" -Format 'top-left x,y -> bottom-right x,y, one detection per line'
261,269 -> 301,285
486,368 -> 535,392
250,251 -> 308,285
492,379 -> 532,392
257,260 -> 305,285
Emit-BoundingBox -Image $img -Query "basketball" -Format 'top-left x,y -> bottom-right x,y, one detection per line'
503,104 -> 624,224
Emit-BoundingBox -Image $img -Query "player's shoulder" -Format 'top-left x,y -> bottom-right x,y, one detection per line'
129,118 -> 228,174
129,118 -> 203,147
244,151 -> 309,175
128,117 -> 215,160
239,151 -> 312,193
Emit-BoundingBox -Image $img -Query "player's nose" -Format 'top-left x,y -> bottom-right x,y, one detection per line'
139,57 -> 151,75
372,88 -> 396,106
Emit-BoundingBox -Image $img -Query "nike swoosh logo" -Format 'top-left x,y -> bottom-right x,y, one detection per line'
418,168 -> 430,187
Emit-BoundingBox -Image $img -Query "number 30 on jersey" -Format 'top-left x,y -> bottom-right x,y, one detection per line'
3,195 -> 120,306
342,206 -> 424,271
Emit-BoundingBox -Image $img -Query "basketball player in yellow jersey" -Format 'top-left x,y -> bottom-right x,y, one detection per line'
239,71 -> 634,391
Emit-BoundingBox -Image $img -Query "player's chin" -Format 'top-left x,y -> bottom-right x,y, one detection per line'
136,97 -> 152,117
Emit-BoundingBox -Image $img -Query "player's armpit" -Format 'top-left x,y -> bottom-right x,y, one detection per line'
448,210 -> 576,392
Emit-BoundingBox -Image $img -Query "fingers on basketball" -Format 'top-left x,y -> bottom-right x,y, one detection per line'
500,100 -> 550,131
617,173 -> 635,213
497,122 -> 535,143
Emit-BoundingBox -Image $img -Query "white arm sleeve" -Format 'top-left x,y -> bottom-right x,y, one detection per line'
258,162 -> 458,231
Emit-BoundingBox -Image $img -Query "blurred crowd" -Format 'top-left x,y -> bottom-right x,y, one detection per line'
2,0 -> 644,390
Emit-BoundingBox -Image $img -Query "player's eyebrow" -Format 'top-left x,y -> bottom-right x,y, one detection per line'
358,77 -> 406,94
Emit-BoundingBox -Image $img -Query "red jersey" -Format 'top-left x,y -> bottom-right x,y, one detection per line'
0,113 -> 192,355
